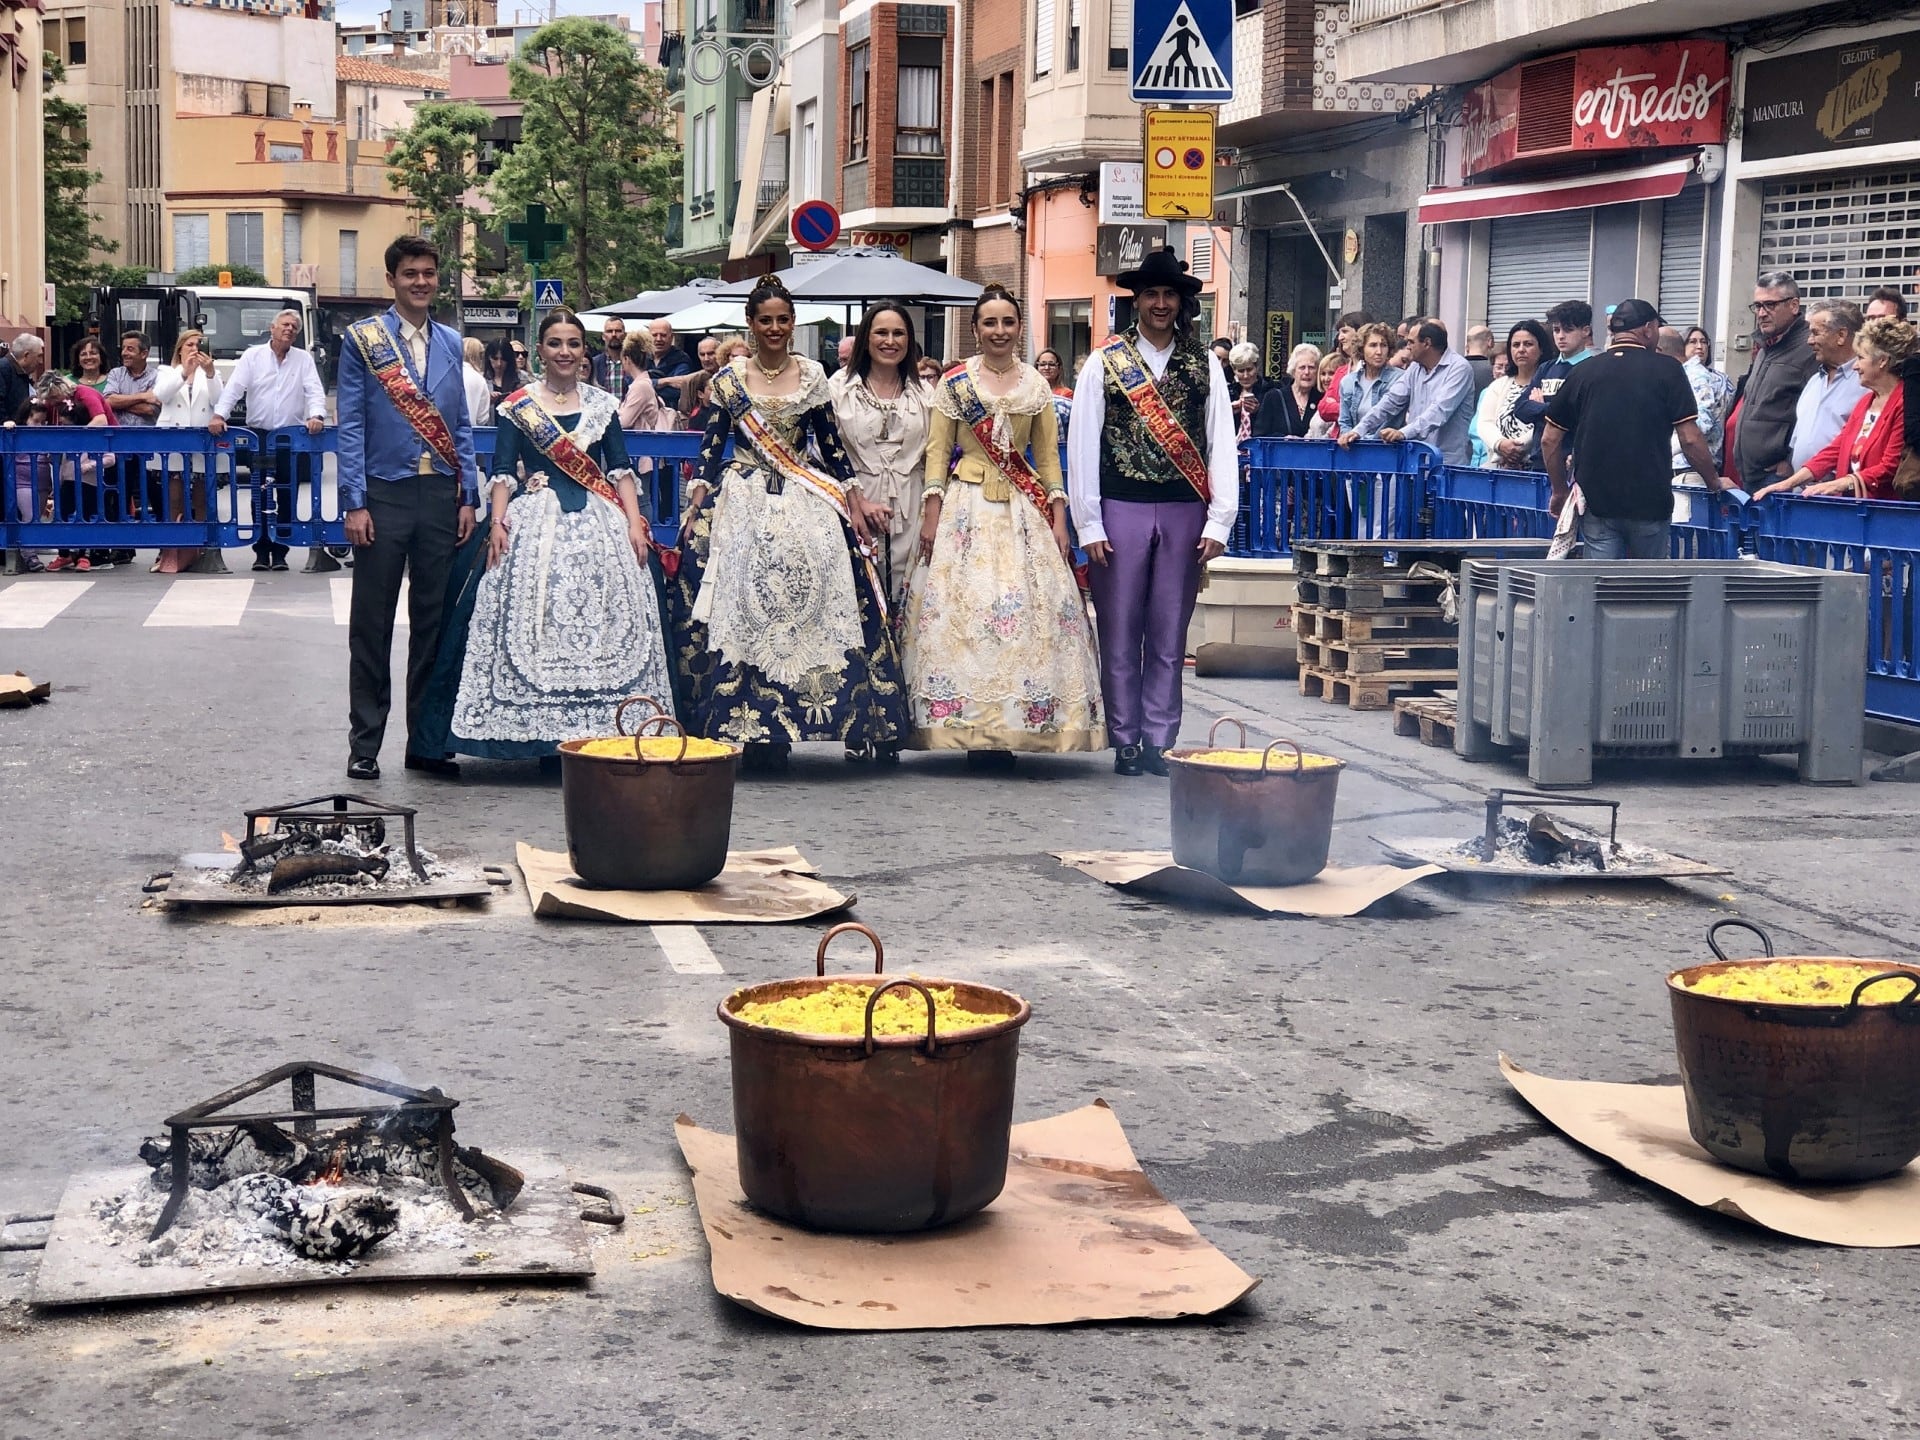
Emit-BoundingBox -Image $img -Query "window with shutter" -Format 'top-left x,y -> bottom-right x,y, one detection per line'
1035,0 -> 1055,77
1191,233 -> 1213,280
1107,0 -> 1129,69
172,213 -> 210,271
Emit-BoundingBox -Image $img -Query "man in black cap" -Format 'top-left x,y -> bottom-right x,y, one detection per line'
1542,298 -> 1721,560
1066,248 -> 1239,776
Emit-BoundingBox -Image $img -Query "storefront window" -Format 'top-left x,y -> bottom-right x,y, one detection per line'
1048,300 -> 1092,374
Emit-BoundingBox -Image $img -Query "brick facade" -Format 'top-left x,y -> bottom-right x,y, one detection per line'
1261,0 -> 1317,112
838,4 -> 956,214
948,0 -> 1024,357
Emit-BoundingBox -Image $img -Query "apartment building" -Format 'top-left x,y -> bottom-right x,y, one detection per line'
1,0 -> 47,335
1332,0 -> 1907,373
666,0 -> 781,270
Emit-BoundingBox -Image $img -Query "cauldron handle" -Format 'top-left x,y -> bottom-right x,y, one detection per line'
614,695 -> 666,737
1207,716 -> 1248,749
816,921 -> 885,977
864,978 -> 937,1057
1851,971 -> 1920,1018
635,712 -> 690,764
1707,919 -> 1775,962
1259,739 -> 1307,780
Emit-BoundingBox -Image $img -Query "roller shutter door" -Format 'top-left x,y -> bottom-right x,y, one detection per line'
1658,186 -> 1707,329
1487,211 -> 1592,334
1759,166 -> 1920,307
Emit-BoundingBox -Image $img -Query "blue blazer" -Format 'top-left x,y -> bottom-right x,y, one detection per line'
336,308 -> 481,510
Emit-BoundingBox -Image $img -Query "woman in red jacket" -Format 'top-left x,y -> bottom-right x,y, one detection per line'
1756,317 -> 1916,501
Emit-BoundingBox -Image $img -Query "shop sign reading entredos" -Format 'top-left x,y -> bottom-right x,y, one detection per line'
1462,41 -> 1729,178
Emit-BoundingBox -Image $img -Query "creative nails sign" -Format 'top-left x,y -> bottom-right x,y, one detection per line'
1743,30 -> 1920,162
1462,42 -> 1730,178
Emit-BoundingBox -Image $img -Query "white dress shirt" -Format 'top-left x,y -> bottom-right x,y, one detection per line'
463,363 -> 492,427
216,342 -> 327,428
153,363 -> 224,428
1066,333 -> 1240,545
1790,360 -> 1867,471
399,318 -> 431,380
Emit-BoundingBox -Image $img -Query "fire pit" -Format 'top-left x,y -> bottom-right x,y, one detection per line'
1372,790 -> 1731,881
28,1062 -> 613,1307
145,794 -> 510,908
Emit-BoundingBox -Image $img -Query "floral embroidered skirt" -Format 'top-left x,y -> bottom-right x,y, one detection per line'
901,482 -> 1105,753
672,471 -> 908,747
443,487 -> 678,758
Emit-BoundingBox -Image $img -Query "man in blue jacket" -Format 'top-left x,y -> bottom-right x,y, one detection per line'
337,234 -> 480,781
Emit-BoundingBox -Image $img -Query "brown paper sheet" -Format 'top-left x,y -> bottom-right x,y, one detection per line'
516,844 -> 855,924
1501,1055 -> 1920,1247
676,1100 -> 1260,1330
1052,849 -> 1442,917
0,671 -> 51,707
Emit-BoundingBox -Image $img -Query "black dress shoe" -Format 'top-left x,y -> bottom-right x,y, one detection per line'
251,558 -> 271,572
346,756 -> 380,781
1114,744 -> 1144,777
404,753 -> 461,778
1141,745 -> 1170,777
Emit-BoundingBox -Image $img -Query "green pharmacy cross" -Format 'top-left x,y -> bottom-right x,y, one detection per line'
506,203 -> 571,359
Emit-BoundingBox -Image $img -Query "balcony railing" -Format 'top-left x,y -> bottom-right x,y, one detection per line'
1346,0 -> 1462,29
757,178 -> 786,211
732,0 -> 775,34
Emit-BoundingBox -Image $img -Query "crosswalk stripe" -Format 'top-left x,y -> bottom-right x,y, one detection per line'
0,580 -> 93,629
144,578 -> 253,628
330,577 -> 407,626
650,925 -> 723,974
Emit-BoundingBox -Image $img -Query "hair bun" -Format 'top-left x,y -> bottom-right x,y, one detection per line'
760,275 -> 791,294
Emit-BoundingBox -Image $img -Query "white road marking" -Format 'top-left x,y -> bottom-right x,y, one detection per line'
144,578 -> 253,628
0,581 -> 92,629
331,576 -> 407,626
650,925 -> 722,974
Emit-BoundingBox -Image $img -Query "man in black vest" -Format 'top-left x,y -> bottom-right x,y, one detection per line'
1067,249 -> 1240,776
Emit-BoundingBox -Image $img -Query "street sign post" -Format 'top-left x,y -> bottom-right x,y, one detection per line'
791,200 -> 842,253
534,278 -> 566,309
506,203 -> 570,361
1131,0 -> 1233,104
1143,108 -> 1218,220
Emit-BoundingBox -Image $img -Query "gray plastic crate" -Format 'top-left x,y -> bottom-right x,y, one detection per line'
1454,560 -> 1867,787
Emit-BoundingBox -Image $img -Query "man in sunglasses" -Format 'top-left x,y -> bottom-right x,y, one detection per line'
1728,272 -> 1819,492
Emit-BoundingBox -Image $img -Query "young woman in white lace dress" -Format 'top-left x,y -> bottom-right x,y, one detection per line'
429,308 -> 677,759
901,285 -> 1104,768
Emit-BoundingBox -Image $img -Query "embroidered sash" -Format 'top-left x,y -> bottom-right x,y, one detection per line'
1097,334 -> 1212,503
348,316 -> 460,472
496,389 -> 623,508
714,365 -> 889,623
941,365 -> 1053,520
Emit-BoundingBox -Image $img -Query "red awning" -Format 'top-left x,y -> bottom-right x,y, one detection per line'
1415,158 -> 1695,226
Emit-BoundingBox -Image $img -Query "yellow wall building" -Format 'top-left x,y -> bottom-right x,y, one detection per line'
1,0 -> 49,334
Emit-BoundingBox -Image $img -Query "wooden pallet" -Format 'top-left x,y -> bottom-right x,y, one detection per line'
1291,538 -> 1554,581
1291,603 -> 1453,644
1392,695 -> 1458,748
1299,665 -> 1453,711
1296,636 -> 1458,676
1294,575 -> 1448,611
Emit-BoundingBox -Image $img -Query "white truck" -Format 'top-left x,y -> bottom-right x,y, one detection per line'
85,282 -> 328,390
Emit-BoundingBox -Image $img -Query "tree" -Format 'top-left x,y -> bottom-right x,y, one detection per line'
41,55 -> 120,325
386,101 -> 494,305
176,263 -> 271,287
486,18 -> 685,310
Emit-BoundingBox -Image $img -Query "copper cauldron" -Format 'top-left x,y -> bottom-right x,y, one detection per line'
558,697 -> 739,891
1166,720 -> 1344,886
1668,919 -> 1920,1184
717,923 -> 1031,1233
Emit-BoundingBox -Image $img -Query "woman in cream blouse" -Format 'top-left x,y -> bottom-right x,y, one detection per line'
829,302 -> 933,613
900,286 -> 1104,767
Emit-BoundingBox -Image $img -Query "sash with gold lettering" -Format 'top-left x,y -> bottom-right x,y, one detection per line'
497,387 -> 673,571
1096,333 -> 1212,504
347,316 -> 460,472
939,364 -> 1054,520
713,365 -> 889,623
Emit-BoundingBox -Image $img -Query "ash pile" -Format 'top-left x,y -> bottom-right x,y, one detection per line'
226,802 -> 447,899
1452,812 -> 1666,872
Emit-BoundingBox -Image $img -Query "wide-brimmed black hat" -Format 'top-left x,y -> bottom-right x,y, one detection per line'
1116,247 -> 1203,297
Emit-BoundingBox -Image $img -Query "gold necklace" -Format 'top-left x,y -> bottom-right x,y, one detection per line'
755,353 -> 792,381
542,378 -> 579,403
980,355 -> 1019,375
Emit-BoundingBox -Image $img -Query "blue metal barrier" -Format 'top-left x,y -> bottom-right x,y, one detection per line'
1235,437 -> 1437,557
1751,495 -> 1920,726
1427,465 -> 1743,559
2,425 -> 705,554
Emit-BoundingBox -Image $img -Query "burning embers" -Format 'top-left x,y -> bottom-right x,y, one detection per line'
231,794 -> 434,896
113,1063 -> 523,1267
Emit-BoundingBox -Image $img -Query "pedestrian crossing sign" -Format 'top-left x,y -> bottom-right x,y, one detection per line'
1132,0 -> 1233,104
534,278 -> 566,309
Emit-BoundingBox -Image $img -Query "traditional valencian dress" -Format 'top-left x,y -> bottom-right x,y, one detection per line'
902,359 -> 1104,753
435,383 -> 677,756
673,357 -> 907,751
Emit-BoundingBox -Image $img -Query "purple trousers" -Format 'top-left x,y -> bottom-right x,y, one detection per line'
1087,498 -> 1208,749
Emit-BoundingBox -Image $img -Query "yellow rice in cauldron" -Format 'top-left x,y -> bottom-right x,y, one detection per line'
731,981 -> 1010,1037
1677,961 -> 1920,1005
574,736 -> 736,760
1177,749 -> 1341,770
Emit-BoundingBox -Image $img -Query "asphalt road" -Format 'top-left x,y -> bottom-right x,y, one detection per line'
4,561 -> 1920,1439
